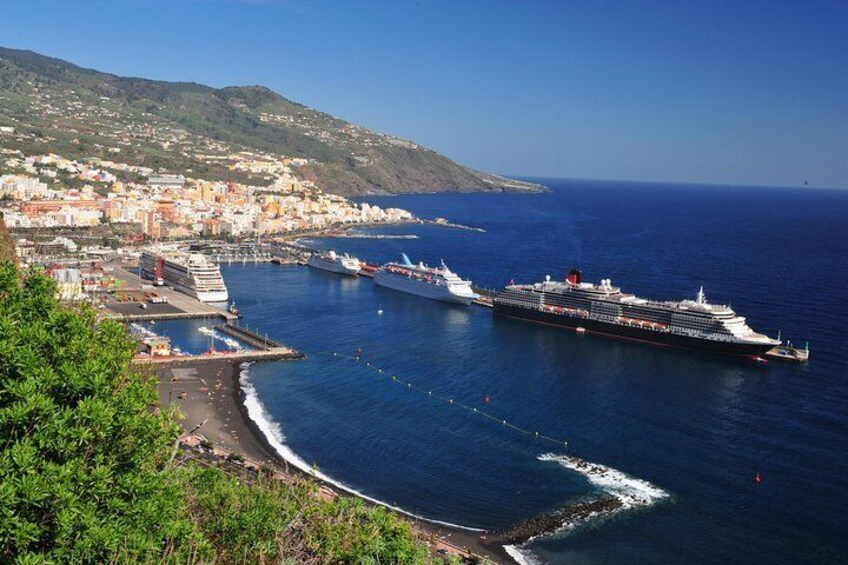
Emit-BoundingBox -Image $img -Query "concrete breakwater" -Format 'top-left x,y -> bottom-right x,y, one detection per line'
131,321 -> 302,366
114,310 -> 234,322
215,323 -> 289,350
328,233 -> 419,240
424,218 -> 486,232
135,348 -> 303,365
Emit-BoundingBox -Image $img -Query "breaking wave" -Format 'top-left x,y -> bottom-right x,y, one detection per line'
237,363 -> 669,560
504,544 -> 544,565
129,322 -> 157,339
500,453 -> 670,562
538,453 -> 669,510
198,326 -> 251,350
237,362 -> 484,532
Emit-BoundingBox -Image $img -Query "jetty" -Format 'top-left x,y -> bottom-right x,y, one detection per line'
109,308 -> 236,322
425,218 -> 486,232
214,323 -> 288,350
358,263 -> 377,278
134,321 -> 302,366
765,343 -> 809,362
271,258 -> 300,265
321,233 -> 419,240
472,286 -> 496,308
135,348 -> 302,365
495,497 -> 622,545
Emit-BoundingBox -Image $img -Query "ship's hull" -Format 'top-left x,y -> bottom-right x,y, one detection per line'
374,271 -> 475,306
493,303 -> 774,357
141,267 -> 229,303
193,289 -> 229,303
308,257 -> 360,276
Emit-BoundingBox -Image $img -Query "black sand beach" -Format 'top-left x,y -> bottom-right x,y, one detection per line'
155,359 -> 519,564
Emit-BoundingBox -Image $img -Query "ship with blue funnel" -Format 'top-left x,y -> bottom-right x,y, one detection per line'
373,253 -> 478,306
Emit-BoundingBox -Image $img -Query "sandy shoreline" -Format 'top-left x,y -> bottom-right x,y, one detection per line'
155,358 -> 519,564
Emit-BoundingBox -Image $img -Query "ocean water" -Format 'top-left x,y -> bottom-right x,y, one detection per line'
133,318 -> 249,355
181,180 -> 847,563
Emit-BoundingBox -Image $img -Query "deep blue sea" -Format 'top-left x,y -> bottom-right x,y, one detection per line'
159,179 -> 848,564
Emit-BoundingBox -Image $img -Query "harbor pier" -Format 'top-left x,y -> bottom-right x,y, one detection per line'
133,321 -> 302,366
764,343 -> 809,362
215,323 -> 289,350
103,266 -> 237,322
135,347 -> 302,365
471,286 -> 496,308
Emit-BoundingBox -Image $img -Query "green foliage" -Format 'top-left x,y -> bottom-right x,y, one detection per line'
176,465 -> 430,564
0,262 -> 436,563
0,263 -> 191,562
0,217 -> 14,263
303,495 -> 430,563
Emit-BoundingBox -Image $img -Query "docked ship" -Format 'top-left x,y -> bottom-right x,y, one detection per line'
374,253 -> 478,306
140,251 -> 229,303
493,269 -> 780,357
308,250 -> 361,276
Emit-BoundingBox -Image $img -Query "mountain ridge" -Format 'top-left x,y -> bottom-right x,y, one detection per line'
0,46 -> 544,195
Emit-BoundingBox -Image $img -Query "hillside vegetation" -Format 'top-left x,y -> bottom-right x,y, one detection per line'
0,46 -> 542,195
0,217 -> 13,262
0,261 -> 439,564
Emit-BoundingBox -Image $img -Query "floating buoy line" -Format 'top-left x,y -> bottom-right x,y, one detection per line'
321,350 -> 570,449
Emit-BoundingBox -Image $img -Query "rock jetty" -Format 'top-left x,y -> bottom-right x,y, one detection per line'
495,496 -> 623,545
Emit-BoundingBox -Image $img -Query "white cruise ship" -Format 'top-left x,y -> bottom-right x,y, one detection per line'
494,269 -> 779,357
140,251 -> 228,303
308,250 -> 361,276
373,253 -> 478,306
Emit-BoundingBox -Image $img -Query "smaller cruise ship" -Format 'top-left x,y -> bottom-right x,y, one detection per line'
140,251 -> 228,303
308,250 -> 361,276
373,253 -> 478,305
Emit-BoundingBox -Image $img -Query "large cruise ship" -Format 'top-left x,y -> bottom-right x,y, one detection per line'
140,251 -> 229,303
308,250 -> 361,276
494,269 -> 779,357
373,253 -> 478,306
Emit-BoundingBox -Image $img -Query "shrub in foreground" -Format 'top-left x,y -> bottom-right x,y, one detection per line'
0,262 -> 192,562
0,263 -> 435,563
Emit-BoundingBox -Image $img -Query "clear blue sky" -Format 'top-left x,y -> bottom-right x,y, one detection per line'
2,0 -> 846,188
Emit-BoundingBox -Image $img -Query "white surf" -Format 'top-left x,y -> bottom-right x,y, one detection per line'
237,362 -> 484,532
503,453 -> 670,561
538,453 -> 669,510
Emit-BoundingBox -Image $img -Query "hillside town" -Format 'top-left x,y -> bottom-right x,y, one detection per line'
0,146 -> 415,250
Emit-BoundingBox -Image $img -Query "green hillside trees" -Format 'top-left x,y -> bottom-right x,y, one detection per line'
0,263 -> 434,563
0,262 -> 191,562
